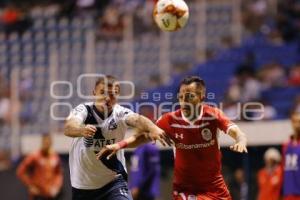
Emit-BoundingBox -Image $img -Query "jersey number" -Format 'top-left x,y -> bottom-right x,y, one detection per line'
285,154 -> 298,171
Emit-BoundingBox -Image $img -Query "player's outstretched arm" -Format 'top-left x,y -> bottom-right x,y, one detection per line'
228,126 -> 248,153
64,118 -> 97,138
125,113 -> 172,146
96,133 -> 150,160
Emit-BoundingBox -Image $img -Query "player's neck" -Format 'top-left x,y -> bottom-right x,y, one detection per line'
293,131 -> 300,140
182,107 -> 201,122
41,149 -> 51,157
93,104 -> 113,119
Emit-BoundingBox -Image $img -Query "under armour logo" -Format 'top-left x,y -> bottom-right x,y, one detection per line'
175,133 -> 184,139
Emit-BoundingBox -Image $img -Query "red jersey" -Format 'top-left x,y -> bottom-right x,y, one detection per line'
156,104 -> 236,194
257,166 -> 282,200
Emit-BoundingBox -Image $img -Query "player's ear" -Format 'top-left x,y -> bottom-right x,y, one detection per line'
93,89 -> 96,96
114,84 -> 120,96
200,89 -> 206,101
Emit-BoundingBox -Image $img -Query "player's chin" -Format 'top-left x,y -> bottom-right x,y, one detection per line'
181,107 -> 191,114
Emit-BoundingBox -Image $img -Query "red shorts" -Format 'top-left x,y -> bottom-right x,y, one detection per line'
284,196 -> 300,200
173,191 -> 232,200
173,184 -> 231,200
173,175 -> 231,200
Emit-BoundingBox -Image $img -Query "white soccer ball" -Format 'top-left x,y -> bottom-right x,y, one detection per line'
153,0 -> 189,32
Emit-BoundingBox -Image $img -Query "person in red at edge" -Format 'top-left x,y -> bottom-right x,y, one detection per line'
97,76 -> 248,200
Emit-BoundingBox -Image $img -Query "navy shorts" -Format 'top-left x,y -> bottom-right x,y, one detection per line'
72,176 -> 132,200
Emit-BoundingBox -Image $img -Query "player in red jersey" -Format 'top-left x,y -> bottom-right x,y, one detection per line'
97,76 -> 248,200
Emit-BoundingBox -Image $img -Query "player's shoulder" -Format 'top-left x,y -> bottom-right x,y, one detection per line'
113,104 -> 135,118
29,150 -> 42,160
157,110 -> 179,122
202,104 -> 223,116
114,104 -> 132,112
75,102 -> 92,111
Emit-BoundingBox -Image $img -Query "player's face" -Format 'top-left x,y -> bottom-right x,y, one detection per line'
178,83 -> 205,117
291,113 -> 300,133
93,83 -> 120,112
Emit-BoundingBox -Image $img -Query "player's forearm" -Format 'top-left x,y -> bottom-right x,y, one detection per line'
125,114 -> 159,133
125,133 -> 150,148
17,169 -> 33,186
64,120 -> 84,137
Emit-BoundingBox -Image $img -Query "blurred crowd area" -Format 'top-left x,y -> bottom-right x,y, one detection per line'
222,61 -> 300,121
0,0 -> 161,39
0,0 -> 299,41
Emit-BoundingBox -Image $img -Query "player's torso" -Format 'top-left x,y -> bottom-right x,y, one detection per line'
258,167 -> 281,200
32,152 -> 60,183
283,141 -> 300,195
69,103 -> 128,189
82,109 -> 126,153
168,109 -> 223,186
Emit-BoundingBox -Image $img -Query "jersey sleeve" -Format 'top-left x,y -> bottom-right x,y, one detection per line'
215,108 -> 236,134
156,113 -> 173,137
67,104 -> 88,123
118,106 -> 136,128
16,154 -> 36,186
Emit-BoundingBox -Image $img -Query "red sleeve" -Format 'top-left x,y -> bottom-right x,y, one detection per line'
52,155 -> 63,191
156,113 -> 173,137
215,108 -> 236,134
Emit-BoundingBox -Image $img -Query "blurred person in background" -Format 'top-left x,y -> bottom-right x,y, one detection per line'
292,95 -> 300,114
96,4 -> 124,41
129,143 -> 160,200
16,134 -> 63,200
257,62 -> 286,90
227,66 -> 261,103
288,64 -> 300,86
0,3 -> 32,35
282,111 -> 300,200
257,148 -> 282,200
229,168 -> 248,200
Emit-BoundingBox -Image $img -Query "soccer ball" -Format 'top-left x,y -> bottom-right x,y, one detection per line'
153,0 -> 189,32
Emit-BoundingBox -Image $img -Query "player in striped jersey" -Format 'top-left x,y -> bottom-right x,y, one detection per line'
64,75 -> 170,200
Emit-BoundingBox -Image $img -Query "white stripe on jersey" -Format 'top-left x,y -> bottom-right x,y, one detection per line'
170,122 -> 210,129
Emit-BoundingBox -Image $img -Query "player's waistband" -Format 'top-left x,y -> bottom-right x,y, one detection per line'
72,175 -> 126,192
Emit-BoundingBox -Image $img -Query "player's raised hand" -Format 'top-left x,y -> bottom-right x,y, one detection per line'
230,141 -> 248,153
146,127 -> 173,147
81,124 -> 97,138
96,144 -> 120,160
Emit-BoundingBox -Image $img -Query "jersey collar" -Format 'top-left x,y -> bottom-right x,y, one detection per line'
92,104 -> 113,120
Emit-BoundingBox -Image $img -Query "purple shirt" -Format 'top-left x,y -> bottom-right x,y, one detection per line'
129,143 -> 160,198
283,140 -> 300,196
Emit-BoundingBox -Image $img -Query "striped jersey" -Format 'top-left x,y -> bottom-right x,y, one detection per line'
68,102 -> 135,190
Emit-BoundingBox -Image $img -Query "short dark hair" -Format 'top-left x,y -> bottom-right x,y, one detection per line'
95,75 -> 118,88
179,76 -> 206,89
